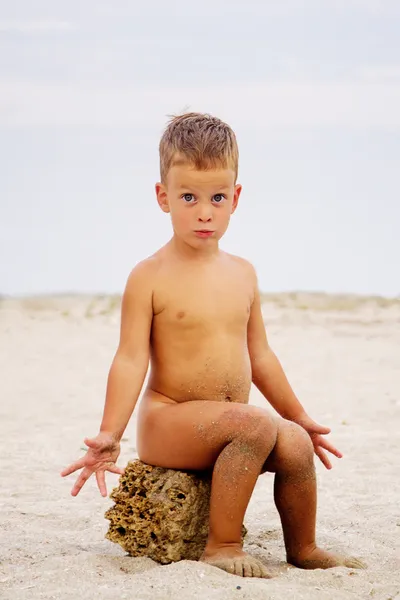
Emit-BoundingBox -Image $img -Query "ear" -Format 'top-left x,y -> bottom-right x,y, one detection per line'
155,182 -> 170,213
231,184 -> 242,214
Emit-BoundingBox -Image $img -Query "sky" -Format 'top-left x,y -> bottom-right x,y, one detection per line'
1,0 -> 399,297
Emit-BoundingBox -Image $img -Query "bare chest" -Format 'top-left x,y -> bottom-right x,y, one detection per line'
153,270 -> 253,333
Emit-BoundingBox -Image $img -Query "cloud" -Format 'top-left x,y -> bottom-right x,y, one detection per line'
0,20 -> 76,33
1,80 -> 400,130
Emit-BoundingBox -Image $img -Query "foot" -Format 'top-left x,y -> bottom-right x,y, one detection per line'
200,544 -> 272,578
289,546 -> 366,570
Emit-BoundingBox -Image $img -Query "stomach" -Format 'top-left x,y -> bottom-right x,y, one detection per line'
145,335 -> 252,404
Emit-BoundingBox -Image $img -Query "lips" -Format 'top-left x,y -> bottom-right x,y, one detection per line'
194,230 -> 214,238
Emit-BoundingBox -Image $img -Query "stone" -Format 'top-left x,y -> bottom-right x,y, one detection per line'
105,459 -> 247,564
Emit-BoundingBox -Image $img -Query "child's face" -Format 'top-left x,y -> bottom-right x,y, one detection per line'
156,163 -> 241,248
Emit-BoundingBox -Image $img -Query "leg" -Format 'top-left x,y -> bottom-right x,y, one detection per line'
263,420 -> 366,570
137,392 -> 278,577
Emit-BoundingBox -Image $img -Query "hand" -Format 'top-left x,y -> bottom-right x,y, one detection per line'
293,413 -> 343,470
61,432 -> 125,497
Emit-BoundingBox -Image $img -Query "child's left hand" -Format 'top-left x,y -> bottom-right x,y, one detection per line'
293,413 -> 343,469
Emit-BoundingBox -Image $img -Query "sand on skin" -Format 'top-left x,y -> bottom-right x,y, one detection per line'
0,293 -> 399,600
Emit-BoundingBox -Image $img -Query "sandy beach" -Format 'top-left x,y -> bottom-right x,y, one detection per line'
1,293 -> 399,600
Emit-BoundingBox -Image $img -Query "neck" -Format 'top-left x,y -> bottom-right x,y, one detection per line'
169,234 -> 220,261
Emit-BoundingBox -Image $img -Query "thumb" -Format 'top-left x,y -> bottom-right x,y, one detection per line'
307,422 -> 331,435
84,437 -> 100,448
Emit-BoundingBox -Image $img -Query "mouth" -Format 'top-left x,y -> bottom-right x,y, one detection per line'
194,230 -> 214,237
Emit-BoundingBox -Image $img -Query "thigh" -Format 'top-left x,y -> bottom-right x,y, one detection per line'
136,390 -> 276,471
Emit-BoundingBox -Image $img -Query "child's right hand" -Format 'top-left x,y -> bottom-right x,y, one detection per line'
61,432 -> 125,497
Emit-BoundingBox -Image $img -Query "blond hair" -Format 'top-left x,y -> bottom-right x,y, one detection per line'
159,112 -> 239,183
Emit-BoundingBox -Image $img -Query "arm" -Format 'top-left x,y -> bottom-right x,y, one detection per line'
61,259 -> 155,496
247,275 -> 305,421
100,260 -> 154,440
247,267 -> 342,468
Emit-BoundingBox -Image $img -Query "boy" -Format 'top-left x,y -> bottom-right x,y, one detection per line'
61,113 -> 364,578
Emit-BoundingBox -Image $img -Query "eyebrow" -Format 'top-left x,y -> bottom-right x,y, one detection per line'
177,184 -> 230,191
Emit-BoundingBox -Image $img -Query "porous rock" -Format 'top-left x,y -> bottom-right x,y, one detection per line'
105,459 -> 247,564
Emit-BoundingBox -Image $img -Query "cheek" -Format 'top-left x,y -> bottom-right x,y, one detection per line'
171,207 -> 190,228
218,205 -> 233,221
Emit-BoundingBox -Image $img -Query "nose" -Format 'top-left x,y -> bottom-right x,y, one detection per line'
197,205 -> 212,222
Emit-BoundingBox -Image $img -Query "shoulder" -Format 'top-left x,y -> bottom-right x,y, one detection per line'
124,252 -> 163,297
222,252 -> 258,282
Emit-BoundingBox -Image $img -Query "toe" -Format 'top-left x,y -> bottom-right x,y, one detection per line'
242,560 -> 253,578
346,557 -> 367,570
259,562 -> 272,579
211,559 -> 235,575
250,560 -> 262,578
234,559 -> 244,577
224,560 -> 236,576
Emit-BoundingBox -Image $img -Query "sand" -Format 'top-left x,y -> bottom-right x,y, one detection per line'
1,293 -> 399,600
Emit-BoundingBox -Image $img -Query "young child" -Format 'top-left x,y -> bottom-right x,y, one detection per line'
61,113 -> 364,578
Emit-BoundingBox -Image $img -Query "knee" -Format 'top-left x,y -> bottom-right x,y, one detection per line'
237,408 -> 278,454
219,407 -> 278,455
276,421 -> 314,474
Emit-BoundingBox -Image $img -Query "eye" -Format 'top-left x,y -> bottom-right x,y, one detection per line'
182,193 -> 195,203
212,194 -> 225,203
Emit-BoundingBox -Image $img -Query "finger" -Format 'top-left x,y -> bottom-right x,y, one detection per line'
96,471 -> 108,497
106,464 -> 125,476
84,437 -> 101,449
71,468 -> 92,496
317,438 -> 343,458
309,422 -> 331,435
315,447 -> 332,470
60,458 -> 86,477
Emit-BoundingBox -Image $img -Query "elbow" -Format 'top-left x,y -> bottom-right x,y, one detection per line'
111,348 -> 149,375
250,348 -> 271,381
